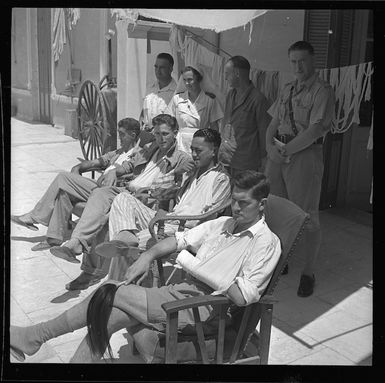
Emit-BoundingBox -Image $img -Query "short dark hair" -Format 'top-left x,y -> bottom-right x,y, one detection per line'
288,41 -> 314,55
117,117 -> 140,137
228,56 -> 251,72
193,128 -> 221,148
156,53 -> 174,67
181,66 -> 203,82
232,170 -> 270,201
152,114 -> 179,132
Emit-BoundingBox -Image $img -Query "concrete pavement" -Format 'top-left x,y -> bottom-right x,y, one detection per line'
9,117 -> 372,364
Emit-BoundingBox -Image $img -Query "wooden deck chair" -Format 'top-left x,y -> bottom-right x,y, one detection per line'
130,194 -> 309,364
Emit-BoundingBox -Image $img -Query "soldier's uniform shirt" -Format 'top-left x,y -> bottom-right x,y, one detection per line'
266,73 -> 335,230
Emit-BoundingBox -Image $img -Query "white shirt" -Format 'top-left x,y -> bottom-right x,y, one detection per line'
166,90 -> 224,153
103,143 -> 139,174
174,216 -> 281,305
142,79 -> 177,126
172,163 -> 231,222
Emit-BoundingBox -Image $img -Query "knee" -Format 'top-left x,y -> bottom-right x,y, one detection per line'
112,192 -> 134,211
55,171 -> 70,183
89,187 -> 109,201
112,192 -> 127,206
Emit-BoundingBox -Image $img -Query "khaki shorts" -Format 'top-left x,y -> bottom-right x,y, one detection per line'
145,281 -> 214,331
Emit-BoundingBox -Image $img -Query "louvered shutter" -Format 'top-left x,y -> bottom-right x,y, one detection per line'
339,10 -> 354,66
304,10 -> 331,69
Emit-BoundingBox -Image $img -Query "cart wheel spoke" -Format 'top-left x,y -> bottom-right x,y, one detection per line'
77,80 -> 108,161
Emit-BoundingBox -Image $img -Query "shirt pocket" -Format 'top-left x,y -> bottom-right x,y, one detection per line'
293,104 -> 311,124
293,93 -> 312,123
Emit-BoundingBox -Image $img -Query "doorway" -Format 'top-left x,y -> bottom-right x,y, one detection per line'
37,8 -> 52,124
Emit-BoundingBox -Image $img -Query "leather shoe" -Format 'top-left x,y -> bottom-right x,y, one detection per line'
297,274 -> 315,297
65,272 -> 103,291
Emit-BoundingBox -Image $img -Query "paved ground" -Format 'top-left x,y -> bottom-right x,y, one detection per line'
9,117 -> 373,365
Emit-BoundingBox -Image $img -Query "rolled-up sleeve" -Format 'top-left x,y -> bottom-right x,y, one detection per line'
234,234 -> 281,305
310,85 -> 335,131
267,97 -> 280,119
209,97 -> 224,124
98,151 -> 116,169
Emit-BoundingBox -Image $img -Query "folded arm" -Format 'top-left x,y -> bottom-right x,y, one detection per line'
71,158 -> 103,175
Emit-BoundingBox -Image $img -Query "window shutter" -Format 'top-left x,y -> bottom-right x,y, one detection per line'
339,10 -> 354,66
304,10 -> 331,69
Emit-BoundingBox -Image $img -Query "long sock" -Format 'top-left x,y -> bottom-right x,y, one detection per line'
302,229 -> 322,276
114,230 -> 139,247
10,292 -> 93,357
69,307 -> 135,363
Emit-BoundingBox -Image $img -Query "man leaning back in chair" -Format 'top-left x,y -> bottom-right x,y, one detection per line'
95,128 -> 231,273
10,170 -> 281,363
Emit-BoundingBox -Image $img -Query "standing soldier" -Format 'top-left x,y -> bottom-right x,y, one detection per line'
265,41 -> 335,297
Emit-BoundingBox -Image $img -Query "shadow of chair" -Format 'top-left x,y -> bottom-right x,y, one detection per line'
130,194 -> 309,364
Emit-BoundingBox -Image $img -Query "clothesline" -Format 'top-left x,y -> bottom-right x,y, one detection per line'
169,28 -> 373,134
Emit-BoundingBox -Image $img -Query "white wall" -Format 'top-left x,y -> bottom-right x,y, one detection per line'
146,40 -> 178,90
220,10 -> 305,79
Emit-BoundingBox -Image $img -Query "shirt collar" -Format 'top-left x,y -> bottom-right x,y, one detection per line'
190,162 -> 222,181
224,215 -> 266,237
147,141 -> 182,167
152,78 -> 177,93
295,73 -> 317,91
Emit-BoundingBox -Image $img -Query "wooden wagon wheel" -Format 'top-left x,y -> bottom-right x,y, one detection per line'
77,80 -> 108,161
98,74 -> 109,91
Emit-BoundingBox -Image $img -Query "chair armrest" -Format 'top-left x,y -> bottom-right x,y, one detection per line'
149,200 -> 231,239
258,294 -> 278,305
81,167 -> 103,174
162,295 -> 231,314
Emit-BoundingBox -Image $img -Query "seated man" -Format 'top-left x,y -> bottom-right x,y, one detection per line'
97,128 -> 231,261
10,170 -> 281,363
66,128 -> 230,290
47,114 -> 193,265
11,117 -> 150,251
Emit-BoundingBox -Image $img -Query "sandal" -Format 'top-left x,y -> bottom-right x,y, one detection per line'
50,246 -> 81,264
31,240 -> 61,251
11,215 -> 38,231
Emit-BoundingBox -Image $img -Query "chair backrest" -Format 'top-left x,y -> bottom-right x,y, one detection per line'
134,194 -> 309,363
263,194 -> 309,296
229,194 -> 309,360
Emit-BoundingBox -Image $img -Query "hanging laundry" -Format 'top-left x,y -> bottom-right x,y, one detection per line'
53,8 -> 66,62
52,8 -> 80,62
320,62 -> 373,133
